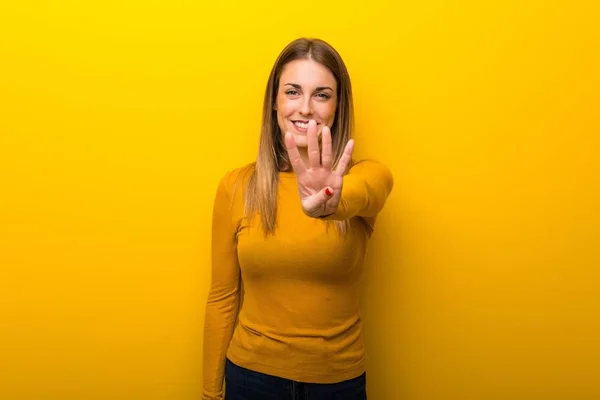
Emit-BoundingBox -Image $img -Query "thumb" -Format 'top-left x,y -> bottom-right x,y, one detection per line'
303,187 -> 335,218
316,186 -> 334,206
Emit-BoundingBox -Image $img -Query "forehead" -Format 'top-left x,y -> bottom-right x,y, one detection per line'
279,59 -> 337,89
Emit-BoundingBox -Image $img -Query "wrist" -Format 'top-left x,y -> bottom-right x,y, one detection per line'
317,210 -> 337,219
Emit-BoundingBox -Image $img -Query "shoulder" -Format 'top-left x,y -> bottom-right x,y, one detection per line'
216,163 -> 256,199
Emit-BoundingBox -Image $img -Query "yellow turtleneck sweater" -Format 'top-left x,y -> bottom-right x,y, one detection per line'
202,160 -> 393,399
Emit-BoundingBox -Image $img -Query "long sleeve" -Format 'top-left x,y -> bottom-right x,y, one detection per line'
323,160 -> 394,221
202,173 -> 241,400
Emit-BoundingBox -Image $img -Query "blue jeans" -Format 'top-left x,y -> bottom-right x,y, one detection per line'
225,358 -> 367,400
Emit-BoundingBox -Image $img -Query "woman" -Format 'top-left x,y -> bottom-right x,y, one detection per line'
202,37 -> 393,400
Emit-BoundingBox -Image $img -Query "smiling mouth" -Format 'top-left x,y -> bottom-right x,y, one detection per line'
292,120 -> 322,129
293,120 -> 309,129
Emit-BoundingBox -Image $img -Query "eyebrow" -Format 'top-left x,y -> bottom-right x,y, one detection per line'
284,83 -> 333,91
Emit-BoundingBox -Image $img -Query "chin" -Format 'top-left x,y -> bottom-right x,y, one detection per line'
292,133 -> 309,148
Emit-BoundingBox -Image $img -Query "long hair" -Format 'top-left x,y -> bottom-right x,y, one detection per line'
245,38 -> 355,236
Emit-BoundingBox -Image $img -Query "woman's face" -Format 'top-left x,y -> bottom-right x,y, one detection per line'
275,58 -> 338,149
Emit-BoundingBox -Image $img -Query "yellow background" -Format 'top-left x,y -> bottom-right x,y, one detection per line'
1,0 -> 599,399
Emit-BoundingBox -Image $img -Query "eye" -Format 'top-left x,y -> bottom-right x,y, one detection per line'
316,92 -> 331,99
285,90 -> 299,96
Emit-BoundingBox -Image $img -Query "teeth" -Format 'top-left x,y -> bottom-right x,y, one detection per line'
294,121 -> 308,128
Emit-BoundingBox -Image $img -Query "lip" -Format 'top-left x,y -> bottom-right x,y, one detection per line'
291,120 -> 318,134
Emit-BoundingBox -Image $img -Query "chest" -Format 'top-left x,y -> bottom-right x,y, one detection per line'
235,185 -> 368,282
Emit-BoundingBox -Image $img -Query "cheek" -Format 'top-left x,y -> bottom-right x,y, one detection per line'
318,103 -> 337,126
276,98 -> 295,118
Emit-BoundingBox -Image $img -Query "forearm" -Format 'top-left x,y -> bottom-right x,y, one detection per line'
323,160 -> 394,221
202,289 -> 239,400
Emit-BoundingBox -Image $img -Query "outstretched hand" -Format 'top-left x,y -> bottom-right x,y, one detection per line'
284,120 -> 354,218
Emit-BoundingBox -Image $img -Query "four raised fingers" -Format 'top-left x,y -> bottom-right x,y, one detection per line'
285,119 -> 355,179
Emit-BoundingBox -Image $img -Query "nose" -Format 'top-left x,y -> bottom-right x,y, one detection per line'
299,96 -> 313,116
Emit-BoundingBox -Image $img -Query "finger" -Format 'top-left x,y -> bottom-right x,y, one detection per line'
335,139 -> 355,176
284,132 -> 307,175
321,125 -> 333,170
305,186 -> 334,217
307,120 -> 321,169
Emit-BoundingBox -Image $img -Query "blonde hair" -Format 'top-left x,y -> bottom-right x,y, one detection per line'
245,38 -> 355,236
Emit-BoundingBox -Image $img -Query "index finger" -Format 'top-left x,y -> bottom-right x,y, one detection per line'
334,139 -> 355,177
